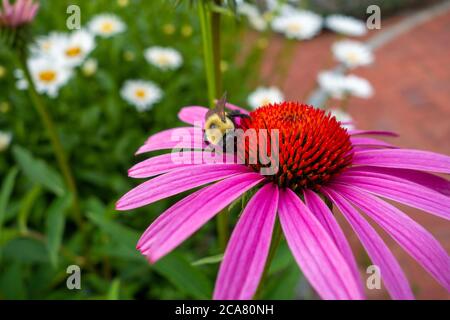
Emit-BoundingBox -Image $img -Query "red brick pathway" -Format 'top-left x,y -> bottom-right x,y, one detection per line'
256,9 -> 450,299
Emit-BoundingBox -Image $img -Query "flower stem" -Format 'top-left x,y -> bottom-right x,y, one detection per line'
198,0 -> 228,250
255,218 -> 282,299
18,56 -> 83,228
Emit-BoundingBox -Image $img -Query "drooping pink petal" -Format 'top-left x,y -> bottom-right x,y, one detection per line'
303,189 -> 364,296
224,102 -> 250,115
349,130 -> 398,137
116,164 -> 251,210
322,187 -> 414,300
345,166 -> 450,196
138,173 -> 265,263
128,151 -> 236,178
178,106 -> 208,126
214,183 -> 279,300
278,188 -> 364,300
334,184 -> 450,291
136,127 -> 206,154
352,149 -> 450,174
350,137 -> 396,148
333,174 -> 450,220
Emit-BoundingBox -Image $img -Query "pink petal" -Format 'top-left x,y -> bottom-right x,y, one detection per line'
116,164 -> 251,211
333,173 -> 450,220
350,137 -> 396,148
178,106 -> 208,127
137,172 -> 265,263
129,151 -> 237,178
214,183 -> 279,300
136,127 -> 206,155
224,102 -> 250,115
346,166 -> 450,196
353,149 -> 450,174
334,184 -> 450,291
278,188 -> 364,300
303,189 -> 364,296
349,130 -> 398,137
322,187 -> 414,300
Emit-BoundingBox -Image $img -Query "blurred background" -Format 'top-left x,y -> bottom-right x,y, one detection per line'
0,0 -> 449,299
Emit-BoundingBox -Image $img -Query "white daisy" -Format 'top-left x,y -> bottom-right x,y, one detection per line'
317,71 -> 374,99
237,3 -> 268,31
317,70 -> 346,99
0,131 -> 12,152
271,10 -> 322,40
31,32 -> 66,57
27,57 -> 73,98
332,40 -> 374,68
81,58 -> 98,77
120,80 -> 163,112
144,47 -> 183,71
247,86 -> 285,109
51,30 -> 96,68
88,14 -> 126,38
344,74 -> 374,98
325,14 -> 367,37
329,109 -> 355,130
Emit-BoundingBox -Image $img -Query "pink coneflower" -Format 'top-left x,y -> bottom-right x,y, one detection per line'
117,102 -> 450,300
0,0 -> 39,28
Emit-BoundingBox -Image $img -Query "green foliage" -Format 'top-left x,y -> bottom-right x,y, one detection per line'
0,0 -> 296,300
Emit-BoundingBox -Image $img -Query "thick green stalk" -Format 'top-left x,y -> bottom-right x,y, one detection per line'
197,0 -> 216,108
198,0 -> 228,250
18,56 -> 83,228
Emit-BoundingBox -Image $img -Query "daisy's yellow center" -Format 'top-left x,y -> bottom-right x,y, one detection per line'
65,46 -> 82,57
38,70 -> 57,83
286,23 -> 302,33
346,52 -> 359,63
135,89 -> 147,99
260,97 -> 272,106
101,21 -> 115,33
155,54 -> 170,66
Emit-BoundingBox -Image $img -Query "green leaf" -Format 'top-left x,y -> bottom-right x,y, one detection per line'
263,265 -> 301,300
191,253 -> 224,266
107,278 -> 121,300
86,210 -> 140,248
18,185 -> 42,233
0,167 -> 19,239
46,193 -> 73,267
12,145 -> 65,196
153,252 -> 213,299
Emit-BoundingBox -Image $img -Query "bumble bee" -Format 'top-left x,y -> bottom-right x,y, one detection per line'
204,93 -> 249,146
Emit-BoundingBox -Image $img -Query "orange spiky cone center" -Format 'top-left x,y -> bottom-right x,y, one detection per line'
239,102 -> 353,191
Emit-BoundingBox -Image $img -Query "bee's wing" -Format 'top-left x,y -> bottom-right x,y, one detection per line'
215,92 -> 227,122
205,92 -> 227,122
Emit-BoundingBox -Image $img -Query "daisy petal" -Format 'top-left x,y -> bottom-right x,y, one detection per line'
323,187 -> 414,300
178,106 -> 208,126
335,184 -> 450,291
116,164 -> 251,211
214,183 -> 279,300
137,173 -> 265,263
303,189 -> 364,296
278,188 -> 364,300
353,149 -> 450,174
334,174 -> 450,220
